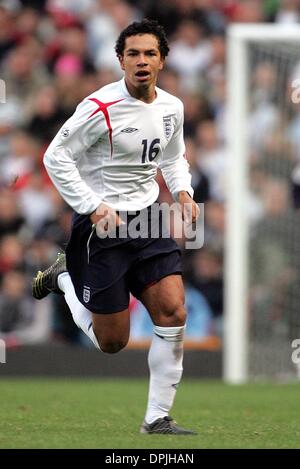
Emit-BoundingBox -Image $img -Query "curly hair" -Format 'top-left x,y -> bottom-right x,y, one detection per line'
115,19 -> 169,58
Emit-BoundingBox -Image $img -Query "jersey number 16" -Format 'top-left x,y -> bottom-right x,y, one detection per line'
141,138 -> 160,163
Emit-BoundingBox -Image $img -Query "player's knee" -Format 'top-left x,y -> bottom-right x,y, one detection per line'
159,304 -> 186,327
99,339 -> 128,354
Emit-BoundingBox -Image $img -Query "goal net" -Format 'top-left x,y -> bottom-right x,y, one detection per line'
225,25 -> 300,382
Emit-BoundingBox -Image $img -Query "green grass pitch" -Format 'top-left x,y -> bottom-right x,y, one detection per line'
0,378 -> 299,448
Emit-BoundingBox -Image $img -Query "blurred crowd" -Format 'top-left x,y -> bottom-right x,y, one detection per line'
1,0 -> 300,348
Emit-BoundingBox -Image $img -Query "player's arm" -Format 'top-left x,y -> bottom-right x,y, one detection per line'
177,190 -> 199,224
44,99 -> 103,215
159,102 -> 199,223
44,99 -> 122,226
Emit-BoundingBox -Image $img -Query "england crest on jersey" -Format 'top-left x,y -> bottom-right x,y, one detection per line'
83,286 -> 90,303
163,115 -> 173,140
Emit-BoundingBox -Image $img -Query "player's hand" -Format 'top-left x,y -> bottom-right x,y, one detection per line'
90,203 -> 124,233
177,191 -> 200,225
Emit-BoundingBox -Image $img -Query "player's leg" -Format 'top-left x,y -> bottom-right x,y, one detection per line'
91,308 -> 130,353
130,240 -> 196,434
57,270 -> 130,353
58,212 -> 131,351
57,270 -> 100,349
141,273 -> 186,327
32,254 -> 130,352
139,274 -> 196,434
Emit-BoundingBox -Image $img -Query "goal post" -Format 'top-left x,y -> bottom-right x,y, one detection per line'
224,24 -> 300,383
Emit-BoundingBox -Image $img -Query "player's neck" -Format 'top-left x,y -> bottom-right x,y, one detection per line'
125,79 -> 157,104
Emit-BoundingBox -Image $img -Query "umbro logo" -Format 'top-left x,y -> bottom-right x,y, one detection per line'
121,127 -> 138,133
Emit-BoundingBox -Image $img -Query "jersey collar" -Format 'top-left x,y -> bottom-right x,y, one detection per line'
120,77 -> 160,105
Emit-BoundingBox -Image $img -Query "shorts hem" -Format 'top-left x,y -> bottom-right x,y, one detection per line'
82,302 -> 130,314
133,270 -> 182,299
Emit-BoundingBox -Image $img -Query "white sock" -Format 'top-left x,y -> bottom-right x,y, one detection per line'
57,272 -> 100,349
145,325 -> 185,424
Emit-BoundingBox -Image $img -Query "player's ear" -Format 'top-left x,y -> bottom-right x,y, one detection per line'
118,54 -> 125,71
159,57 -> 165,71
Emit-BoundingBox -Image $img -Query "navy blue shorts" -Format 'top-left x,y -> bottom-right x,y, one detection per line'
66,206 -> 182,314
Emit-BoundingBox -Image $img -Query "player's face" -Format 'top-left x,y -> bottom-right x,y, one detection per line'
119,34 -> 164,94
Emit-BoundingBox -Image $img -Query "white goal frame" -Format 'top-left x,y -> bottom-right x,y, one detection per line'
224,24 -> 300,383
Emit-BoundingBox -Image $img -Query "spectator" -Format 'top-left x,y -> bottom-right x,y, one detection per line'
0,190 -> 25,237
188,246 -> 224,336
25,85 -> 67,143
0,270 -> 52,345
0,235 -> 25,279
195,120 -> 227,201
168,19 -> 213,92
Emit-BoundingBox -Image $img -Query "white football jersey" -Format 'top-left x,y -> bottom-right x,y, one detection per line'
44,78 -> 193,214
